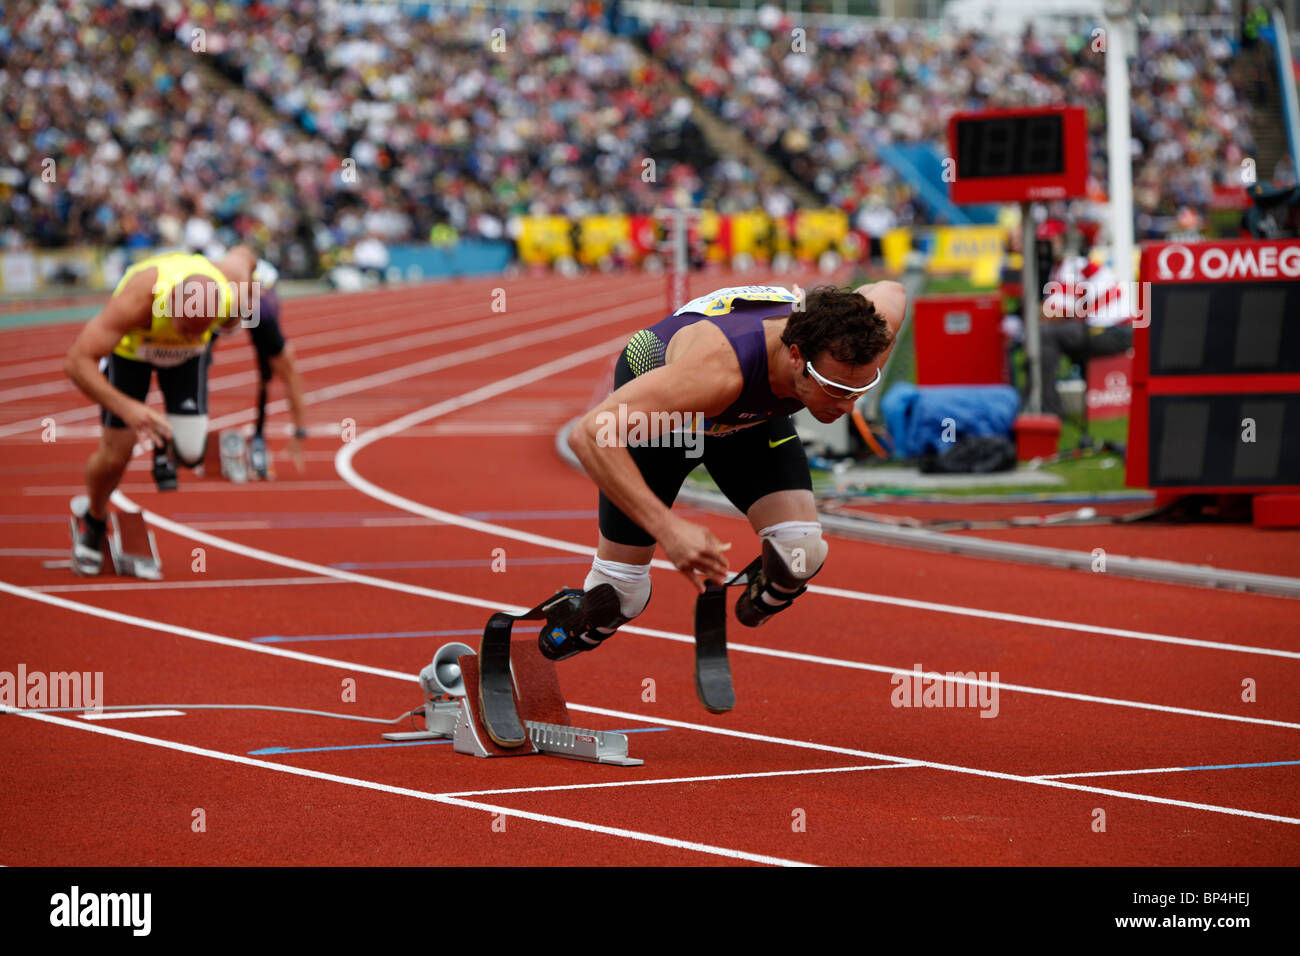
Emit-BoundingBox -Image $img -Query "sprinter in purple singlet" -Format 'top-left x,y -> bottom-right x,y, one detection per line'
546,282 -> 907,660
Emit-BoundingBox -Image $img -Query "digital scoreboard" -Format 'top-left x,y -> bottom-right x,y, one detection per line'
947,106 -> 1089,204
1128,239 -> 1300,494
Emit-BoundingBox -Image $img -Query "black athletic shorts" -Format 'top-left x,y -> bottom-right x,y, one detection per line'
99,350 -> 210,429
597,347 -> 812,547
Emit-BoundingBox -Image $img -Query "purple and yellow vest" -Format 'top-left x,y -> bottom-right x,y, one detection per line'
625,286 -> 805,437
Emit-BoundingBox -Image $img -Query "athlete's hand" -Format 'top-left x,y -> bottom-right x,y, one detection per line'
660,517 -> 731,593
122,400 -> 172,448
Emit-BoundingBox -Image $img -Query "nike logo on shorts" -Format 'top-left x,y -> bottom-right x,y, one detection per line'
768,435 -> 798,449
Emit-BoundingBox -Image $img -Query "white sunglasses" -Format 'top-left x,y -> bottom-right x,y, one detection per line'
805,361 -> 883,400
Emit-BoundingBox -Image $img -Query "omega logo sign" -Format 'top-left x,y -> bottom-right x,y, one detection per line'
1156,242 -> 1300,281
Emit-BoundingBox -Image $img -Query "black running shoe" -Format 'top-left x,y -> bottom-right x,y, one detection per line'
153,441 -> 178,491
71,514 -> 106,576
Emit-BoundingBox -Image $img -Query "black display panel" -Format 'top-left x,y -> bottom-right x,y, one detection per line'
955,114 -> 1065,179
1149,393 -> 1300,486
1147,282 -> 1300,376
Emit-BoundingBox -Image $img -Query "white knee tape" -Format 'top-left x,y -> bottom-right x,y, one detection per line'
168,414 -> 209,466
758,520 -> 827,585
585,557 -> 652,621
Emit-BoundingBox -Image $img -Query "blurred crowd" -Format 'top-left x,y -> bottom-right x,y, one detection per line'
0,0 -> 1264,271
201,0 -> 769,240
651,9 -> 1257,235
0,0 -> 341,273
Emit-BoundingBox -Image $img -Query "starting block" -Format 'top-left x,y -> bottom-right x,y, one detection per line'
52,497 -> 162,579
107,511 -> 163,580
247,434 -> 272,480
219,430 -> 249,483
382,641 -> 642,767
200,429 -> 262,482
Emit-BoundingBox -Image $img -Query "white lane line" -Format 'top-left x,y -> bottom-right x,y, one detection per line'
440,762 -> 925,797
809,583 -> 1300,659
109,480 -> 1300,729
560,703 -> 1300,825
4,579 -> 1297,826
1028,761 -> 1300,780
331,354 -> 1300,662
0,579 -> 418,684
0,273 -> 644,385
29,576 -> 339,594
104,495 -> 1300,729
7,709 -> 815,867
0,275 -> 652,437
78,710 -> 186,720
27,482 -> 350,496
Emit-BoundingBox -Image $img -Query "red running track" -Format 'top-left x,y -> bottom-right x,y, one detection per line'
2,272 -> 1298,866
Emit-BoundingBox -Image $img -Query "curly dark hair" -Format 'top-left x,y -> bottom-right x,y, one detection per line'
780,285 -> 892,368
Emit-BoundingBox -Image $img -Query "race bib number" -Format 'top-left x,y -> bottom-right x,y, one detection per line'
674,285 -> 797,317
136,344 -> 203,368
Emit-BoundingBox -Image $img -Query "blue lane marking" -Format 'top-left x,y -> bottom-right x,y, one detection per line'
249,727 -> 670,756
330,556 -> 589,570
252,629 -> 482,644
249,740 -> 452,755
1176,759 -> 1300,772
614,728 -> 671,734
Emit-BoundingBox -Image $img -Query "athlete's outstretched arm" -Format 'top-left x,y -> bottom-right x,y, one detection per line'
64,268 -> 172,445
854,280 -> 908,366
267,343 -> 308,471
569,328 -> 742,590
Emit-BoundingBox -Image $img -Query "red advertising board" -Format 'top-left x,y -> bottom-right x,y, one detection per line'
1085,350 -> 1133,422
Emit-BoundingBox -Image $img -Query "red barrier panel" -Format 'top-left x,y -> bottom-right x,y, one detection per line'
912,294 -> 1007,386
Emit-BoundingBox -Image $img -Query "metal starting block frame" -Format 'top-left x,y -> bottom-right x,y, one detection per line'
199,429 -> 270,482
451,701 -> 642,767
108,512 -> 163,580
381,649 -> 642,767
51,499 -> 162,579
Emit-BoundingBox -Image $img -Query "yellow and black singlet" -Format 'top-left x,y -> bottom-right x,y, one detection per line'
111,253 -> 231,367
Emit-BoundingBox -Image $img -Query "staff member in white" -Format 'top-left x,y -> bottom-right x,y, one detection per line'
1038,240 -> 1134,420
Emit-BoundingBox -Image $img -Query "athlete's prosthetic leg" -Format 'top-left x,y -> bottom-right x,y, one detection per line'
479,562 -> 651,747
690,522 -> 827,713
538,558 -> 652,661
734,521 -> 828,627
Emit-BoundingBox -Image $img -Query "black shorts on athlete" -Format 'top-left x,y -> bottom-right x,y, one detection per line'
99,351 -> 211,429
597,347 -> 812,548
246,287 -> 286,379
